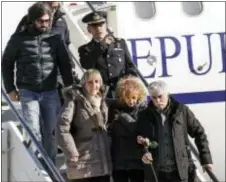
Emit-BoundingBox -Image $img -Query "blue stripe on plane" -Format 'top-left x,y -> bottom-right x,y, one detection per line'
172,90 -> 226,104
148,90 -> 226,104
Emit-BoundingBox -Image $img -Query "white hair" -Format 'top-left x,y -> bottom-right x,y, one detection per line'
148,81 -> 169,96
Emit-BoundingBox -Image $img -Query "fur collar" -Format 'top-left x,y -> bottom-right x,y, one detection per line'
62,84 -> 109,101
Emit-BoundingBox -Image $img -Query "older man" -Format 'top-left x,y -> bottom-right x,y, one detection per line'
136,81 -> 213,182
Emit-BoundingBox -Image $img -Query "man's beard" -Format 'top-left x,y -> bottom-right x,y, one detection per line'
37,26 -> 49,33
32,24 -> 49,33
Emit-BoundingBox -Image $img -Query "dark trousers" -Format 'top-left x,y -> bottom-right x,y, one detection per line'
112,170 -> 144,182
73,175 -> 110,182
57,82 -> 64,106
158,171 -> 187,182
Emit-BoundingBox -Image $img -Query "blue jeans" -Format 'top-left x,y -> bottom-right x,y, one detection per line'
19,89 -> 61,164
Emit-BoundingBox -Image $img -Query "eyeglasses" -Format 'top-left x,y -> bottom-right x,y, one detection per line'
36,18 -> 50,24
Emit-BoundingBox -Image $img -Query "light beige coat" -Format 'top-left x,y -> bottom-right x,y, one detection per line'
56,86 -> 112,180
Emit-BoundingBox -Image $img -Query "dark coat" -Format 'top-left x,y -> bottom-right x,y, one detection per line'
51,10 -> 70,46
15,10 -> 70,46
136,97 -> 212,181
2,27 -> 73,93
108,100 -> 146,171
78,38 -> 137,92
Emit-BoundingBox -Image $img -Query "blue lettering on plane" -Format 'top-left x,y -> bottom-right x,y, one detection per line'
127,32 -> 226,78
127,32 -> 226,103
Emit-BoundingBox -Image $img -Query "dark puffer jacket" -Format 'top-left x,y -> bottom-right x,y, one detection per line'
2,27 -> 73,93
108,100 -> 147,170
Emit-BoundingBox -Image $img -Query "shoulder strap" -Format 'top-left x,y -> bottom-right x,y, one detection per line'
183,111 -> 193,162
183,108 -> 198,181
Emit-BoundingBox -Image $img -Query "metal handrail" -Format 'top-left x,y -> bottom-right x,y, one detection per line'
68,49 -> 85,73
68,47 -> 85,74
86,2 -> 220,182
2,88 -> 65,182
189,141 -> 219,182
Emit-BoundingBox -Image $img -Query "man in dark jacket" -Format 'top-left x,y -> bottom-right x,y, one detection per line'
15,1 -> 70,46
45,1 -> 73,104
78,11 -> 137,98
15,2 -> 73,105
136,81 -> 213,182
2,2 -> 74,164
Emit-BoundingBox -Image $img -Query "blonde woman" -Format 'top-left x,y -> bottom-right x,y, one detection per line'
108,76 -> 148,182
57,69 -> 111,182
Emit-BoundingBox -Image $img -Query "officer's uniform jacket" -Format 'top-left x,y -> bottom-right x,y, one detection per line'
78,38 -> 135,90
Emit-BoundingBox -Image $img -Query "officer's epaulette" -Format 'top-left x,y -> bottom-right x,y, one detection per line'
114,38 -> 125,43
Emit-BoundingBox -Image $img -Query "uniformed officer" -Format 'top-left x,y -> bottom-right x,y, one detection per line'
78,11 -> 137,98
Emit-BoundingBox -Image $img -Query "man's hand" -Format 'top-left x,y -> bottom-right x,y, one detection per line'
202,164 -> 213,172
142,152 -> 153,164
66,156 -> 79,167
8,90 -> 19,102
100,34 -> 115,47
137,135 -> 146,144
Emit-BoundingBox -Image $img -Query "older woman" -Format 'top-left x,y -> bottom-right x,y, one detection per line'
108,76 -> 148,182
57,69 -> 112,182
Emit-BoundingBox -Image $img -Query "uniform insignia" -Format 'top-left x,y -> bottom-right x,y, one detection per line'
113,41 -> 123,51
113,47 -> 123,51
93,13 -> 100,21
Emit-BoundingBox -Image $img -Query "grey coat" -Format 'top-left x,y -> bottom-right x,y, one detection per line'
56,86 -> 112,180
136,97 -> 212,181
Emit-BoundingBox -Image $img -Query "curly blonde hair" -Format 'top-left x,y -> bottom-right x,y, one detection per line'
115,76 -> 148,104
